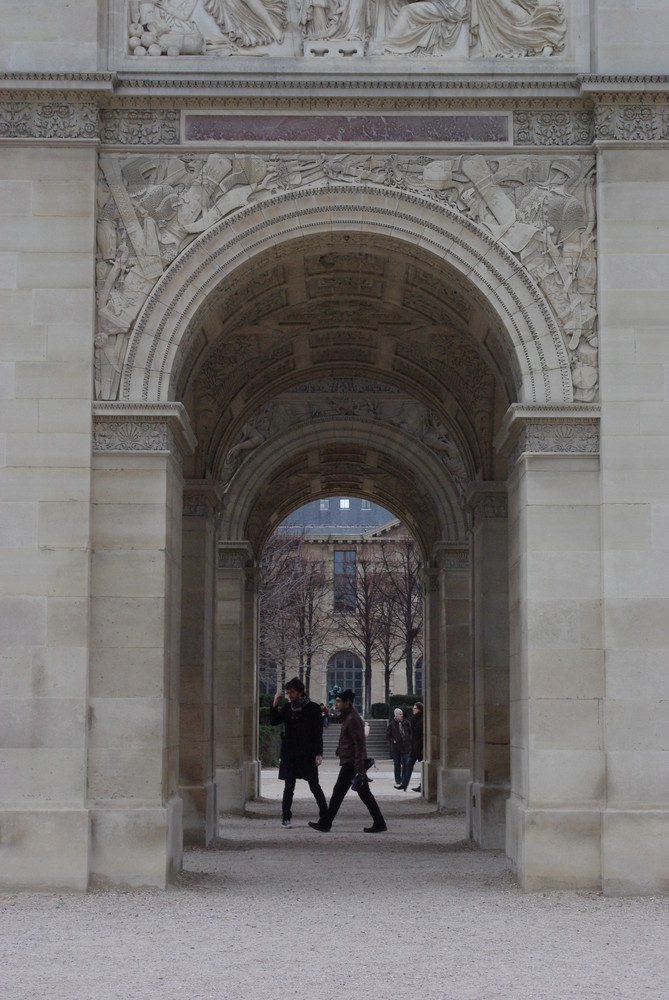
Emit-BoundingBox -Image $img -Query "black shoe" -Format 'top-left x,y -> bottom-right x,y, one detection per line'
393,784 -> 403,789
412,786 -> 421,792
281,818 -> 292,828
309,821 -> 331,833
364,824 -> 387,833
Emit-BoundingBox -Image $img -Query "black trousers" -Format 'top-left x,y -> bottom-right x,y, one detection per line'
324,762 -> 385,829
283,772 -> 328,822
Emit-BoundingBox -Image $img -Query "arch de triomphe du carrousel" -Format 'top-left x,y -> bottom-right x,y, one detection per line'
1,0 -> 669,895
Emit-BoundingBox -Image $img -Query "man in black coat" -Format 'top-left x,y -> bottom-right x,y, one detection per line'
270,676 -> 328,828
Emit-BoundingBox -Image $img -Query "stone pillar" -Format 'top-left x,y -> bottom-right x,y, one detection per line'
214,541 -> 259,813
432,543 -> 472,811
179,482 -> 219,846
0,142 -> 96,890
498,405 -> 603,890
89,403 -> 196,888
466,483 -> 509,850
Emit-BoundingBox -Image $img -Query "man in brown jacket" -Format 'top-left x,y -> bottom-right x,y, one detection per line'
309,689 -> 387,834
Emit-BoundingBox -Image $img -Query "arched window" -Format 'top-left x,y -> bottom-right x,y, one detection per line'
414,656 -> 423,697
327,651 -> 363,706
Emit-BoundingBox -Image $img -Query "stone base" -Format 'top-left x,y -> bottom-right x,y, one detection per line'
506,794 -> 601,891
467,779 -> 508,849
602,809 -> 669,896
216,760 -> 259,814
438,768 -> 469,811
181,780 -> 217,846
89,797 -> 183,889
0,809 -> 89,891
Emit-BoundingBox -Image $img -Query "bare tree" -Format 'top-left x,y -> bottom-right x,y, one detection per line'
258,531 -> 302,691
293,553 -> 332,697
331,549 -> 385,716
259,530 -> 332,698
381,535 -> 424,697
374,578 -> 406,703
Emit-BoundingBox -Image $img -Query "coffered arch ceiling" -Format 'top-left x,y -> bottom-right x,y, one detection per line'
173,230 -> 515,554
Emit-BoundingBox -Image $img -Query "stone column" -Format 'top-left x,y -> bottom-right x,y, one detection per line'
498,405 -> 603,890
431,543 -> 472,811
214,541 -> 259,813
89,403 -> 196,888
179,482 -> 219,846
466,483 -> 509,850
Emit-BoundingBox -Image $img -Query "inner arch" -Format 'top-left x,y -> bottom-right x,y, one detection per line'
122,189 -> 573,407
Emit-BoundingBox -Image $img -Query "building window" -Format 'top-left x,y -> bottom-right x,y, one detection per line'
339,497 -> 350,509
414,657 -> 423,697
327,651 -> 363,707
361,499 -> 371,510
334,548 -> 356,612
320,499 -> 329,510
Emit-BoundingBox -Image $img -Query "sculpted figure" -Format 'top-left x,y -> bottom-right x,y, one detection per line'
470,0 -> 566,57
299,0 -> 338,36
316,0 -> 373,42
382,0 -> 470,55
203,0 -> 285,45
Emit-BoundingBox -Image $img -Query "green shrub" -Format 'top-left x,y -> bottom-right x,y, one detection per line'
258,725 -> 282,768
259,706 -> 271,726
259,693 -> 274,708
371,702 -> 389,719
389,694 -> 421,714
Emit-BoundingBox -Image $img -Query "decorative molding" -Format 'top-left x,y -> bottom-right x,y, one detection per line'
466,485 -> 508,520
494,402 -> 600,463
0,101 -> 98,140
594,104 -> 669,143
431,542 -> 470,570
183,479 -> 222,516
513,110 -> 593,145
100,108 -> 181,145
217,541 -> 253,569
92,401 -> 197,456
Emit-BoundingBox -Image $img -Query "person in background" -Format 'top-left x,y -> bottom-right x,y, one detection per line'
320,702 -> 329,727
403,701 -> 424,792
270,677 -> 328,829
309,689 -> 387,834
386,707 -> 412,790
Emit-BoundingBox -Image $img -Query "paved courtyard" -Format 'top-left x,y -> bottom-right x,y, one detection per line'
1,762 -> 667,1000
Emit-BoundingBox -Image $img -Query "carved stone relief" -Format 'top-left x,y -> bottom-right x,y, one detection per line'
124,0 -> 568,58
216,381 -> 472,499
95,149 -> 597,404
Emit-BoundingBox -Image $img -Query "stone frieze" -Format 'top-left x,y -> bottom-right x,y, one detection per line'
123,0 -> 569,60
95,149 -> 598,403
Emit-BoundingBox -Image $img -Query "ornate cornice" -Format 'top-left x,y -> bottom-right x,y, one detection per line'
431,541 -> 470,571
465,483 -> 508,520
2,75 -> 668,145
495,403 -> 600,464
183,479 -> 222,517
217,540 -> 254,570
92,402 -> 197,457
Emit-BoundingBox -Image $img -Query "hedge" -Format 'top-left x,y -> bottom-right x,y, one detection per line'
258,725 -> 282,768
371,702 -> 389,719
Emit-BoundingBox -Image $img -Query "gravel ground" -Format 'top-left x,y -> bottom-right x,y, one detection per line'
1,763 -> 668,1000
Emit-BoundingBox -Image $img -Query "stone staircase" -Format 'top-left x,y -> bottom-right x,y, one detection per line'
322,718 -> 390,760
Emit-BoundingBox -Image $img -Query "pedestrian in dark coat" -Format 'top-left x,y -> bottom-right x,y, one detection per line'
386,708 -> 412,789
308,689 -> 387,834
402,701 -> 424,792
270,677 -> 328,828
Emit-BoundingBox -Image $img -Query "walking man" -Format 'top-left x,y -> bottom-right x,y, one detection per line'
309,689 -> 387,834
270,677 -> 328,829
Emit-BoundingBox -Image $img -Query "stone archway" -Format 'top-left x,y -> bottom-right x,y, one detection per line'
90,165 -> 601,888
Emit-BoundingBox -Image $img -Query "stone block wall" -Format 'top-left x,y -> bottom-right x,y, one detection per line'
0,146 -> 96,889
